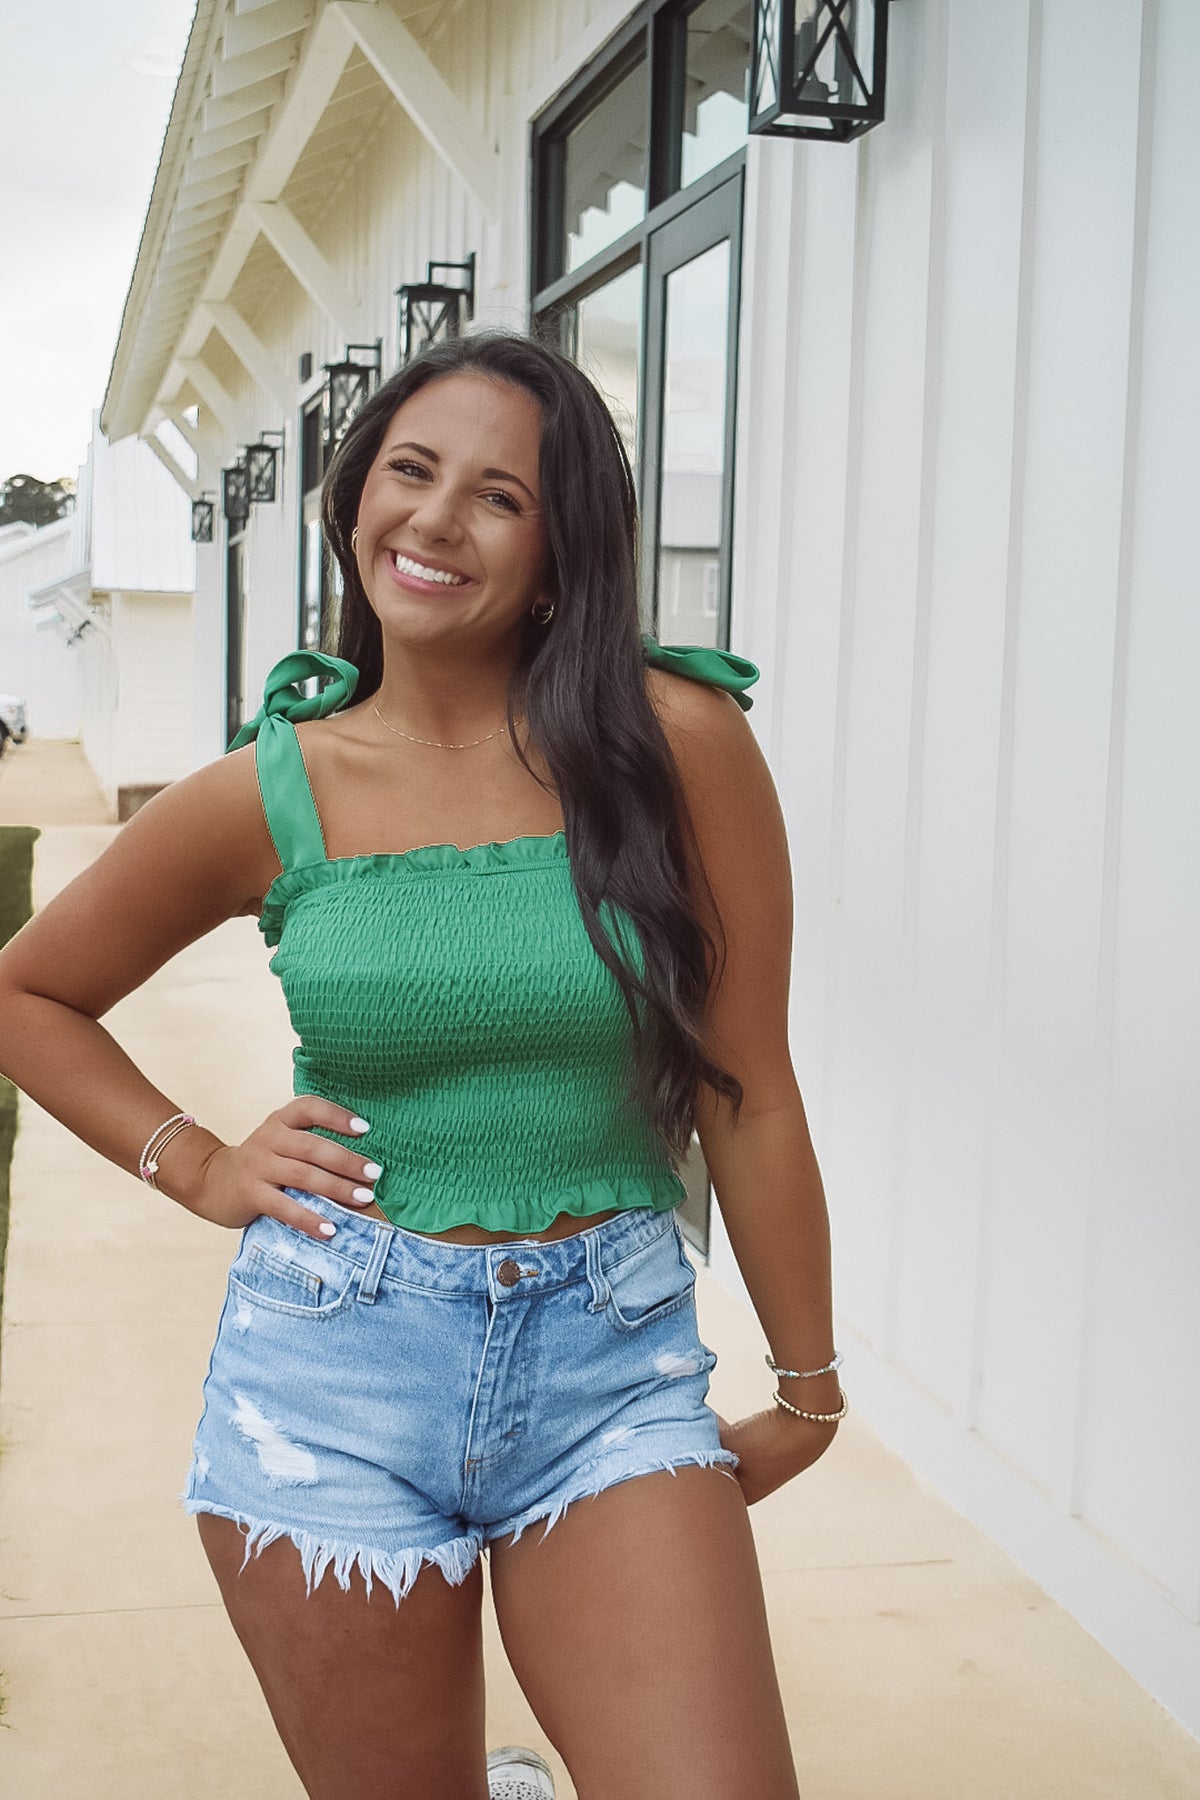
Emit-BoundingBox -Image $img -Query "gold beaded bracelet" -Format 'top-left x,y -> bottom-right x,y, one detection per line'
773,1389 -> 849,1425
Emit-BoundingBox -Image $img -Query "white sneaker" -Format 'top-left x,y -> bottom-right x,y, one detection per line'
486,1744 -> 556,1799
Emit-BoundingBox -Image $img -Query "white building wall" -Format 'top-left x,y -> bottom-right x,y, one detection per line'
143,0 -> 1198,1730
0,522 -> 83,737
109,591 -> 195,790
721,0 -> 1200,1735
77,601 -> 118,808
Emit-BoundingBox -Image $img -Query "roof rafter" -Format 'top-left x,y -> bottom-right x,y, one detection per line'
204,300 -> 295,415
246,199 -> 362,342
142,432 -> 201,503
191,108 -> 275,157
203,74 -> 287,131
331,0 -> 500,222
222,0 -> 312,57
180,356 -> 256,449
163,406 -> 223,479
210,37 -> 300,98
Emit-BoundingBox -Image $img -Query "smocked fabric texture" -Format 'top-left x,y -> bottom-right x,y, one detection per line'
232,638 -> 759,1235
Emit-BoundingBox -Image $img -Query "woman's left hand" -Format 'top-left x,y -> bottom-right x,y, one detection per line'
714,1406 -> 840,1506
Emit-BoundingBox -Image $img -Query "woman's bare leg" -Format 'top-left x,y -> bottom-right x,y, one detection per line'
198,1514 -> 489,1799
489,1466 -> 801,1800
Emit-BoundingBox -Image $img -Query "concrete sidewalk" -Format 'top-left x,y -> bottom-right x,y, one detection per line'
1,785 -> 1198,1795
0,738 -> 112,826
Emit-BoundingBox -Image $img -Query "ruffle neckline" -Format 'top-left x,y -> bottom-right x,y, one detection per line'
259,831 -> 569,945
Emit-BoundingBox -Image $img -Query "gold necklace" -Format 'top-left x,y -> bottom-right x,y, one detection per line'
371,701 -> 513,750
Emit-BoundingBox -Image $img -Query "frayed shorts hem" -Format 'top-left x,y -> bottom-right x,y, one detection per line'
182,1446 -> 741,1606
485,1446 -> 742,1550
181,1497 -> 483,1607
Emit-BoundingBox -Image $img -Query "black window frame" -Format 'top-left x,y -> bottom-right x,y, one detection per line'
297,385 -> 333,653
529,0 -> 748,617
530,0 -> 751,1257
530,0 -> 749,306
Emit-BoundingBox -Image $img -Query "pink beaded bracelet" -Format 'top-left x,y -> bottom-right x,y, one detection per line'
138,1112 -> 196,1188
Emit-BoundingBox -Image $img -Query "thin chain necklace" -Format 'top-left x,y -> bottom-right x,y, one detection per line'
371,701 -> 516,751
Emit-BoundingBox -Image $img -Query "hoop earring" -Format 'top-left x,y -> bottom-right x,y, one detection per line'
531,598 -> 555,625
351,527 -> 359,552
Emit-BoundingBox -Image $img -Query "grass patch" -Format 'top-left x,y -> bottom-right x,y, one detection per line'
0,826 -> 39,1339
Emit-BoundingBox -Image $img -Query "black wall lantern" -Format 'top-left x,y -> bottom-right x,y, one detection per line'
397,253 -> 476,365
190,493 -> 216,543
324,342 -> 382,448
245,430 -> 285,504
221,458 -> 250,528
751,0 -> 890,142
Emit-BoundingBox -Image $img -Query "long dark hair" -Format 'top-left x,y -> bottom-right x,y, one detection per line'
322,331 -> 741,1151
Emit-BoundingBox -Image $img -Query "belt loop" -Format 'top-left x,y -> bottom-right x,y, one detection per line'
583,1228 -> 608,1313
356,1222 -> 391,1304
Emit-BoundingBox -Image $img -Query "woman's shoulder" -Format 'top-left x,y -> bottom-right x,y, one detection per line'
644,659 -> 775,858
645,664 -> 755,794
646,662 -> 747,729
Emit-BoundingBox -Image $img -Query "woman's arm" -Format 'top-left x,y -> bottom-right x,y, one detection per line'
0,750 -> 378,1237
652,671 -> 841,1499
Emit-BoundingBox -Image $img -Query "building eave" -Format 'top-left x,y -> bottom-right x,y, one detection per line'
101,0 -> 228,442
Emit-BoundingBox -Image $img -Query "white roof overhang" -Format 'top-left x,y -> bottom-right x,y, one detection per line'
27,567 -> 112,647
101,0 -> 497,461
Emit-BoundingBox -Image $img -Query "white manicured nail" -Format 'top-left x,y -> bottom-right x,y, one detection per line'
352,1187 -> 375,1204
362,1161 -> 383,1180
318,1222 -> 337,1237
349,1117 -> 371,1133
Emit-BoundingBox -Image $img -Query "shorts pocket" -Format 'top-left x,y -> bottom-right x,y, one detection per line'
229,1233 -> 358,1319
603,1223 -> 697,1333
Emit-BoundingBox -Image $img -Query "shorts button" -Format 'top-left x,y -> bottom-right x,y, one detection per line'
496,1258 -> 521,1287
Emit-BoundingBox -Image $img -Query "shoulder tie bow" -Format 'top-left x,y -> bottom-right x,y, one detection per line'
641,636 -> 759,711
227,651 -> 359,752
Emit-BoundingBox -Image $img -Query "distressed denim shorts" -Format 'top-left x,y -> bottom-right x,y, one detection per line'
181,1193 -> 740,1605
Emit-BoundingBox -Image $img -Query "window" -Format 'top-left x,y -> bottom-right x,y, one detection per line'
532,0 -> 747,643
532,1 -> 751,1255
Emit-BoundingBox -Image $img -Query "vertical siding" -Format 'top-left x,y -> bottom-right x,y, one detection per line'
821,0 -> 947,1349
726,0 -> 1199,1729
110,592 -> 195,785
1075,0 -> 1200,1609
979,0 -> 1145,1503
894,1 -> 1032,1423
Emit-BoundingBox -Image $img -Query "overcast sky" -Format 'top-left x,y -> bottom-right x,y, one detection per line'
0,0 -> 195,484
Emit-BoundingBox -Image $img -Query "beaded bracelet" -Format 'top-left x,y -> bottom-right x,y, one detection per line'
138,1112 -> 197,1189
773,1389 -> 849,1425
766,1351 -> 843,1380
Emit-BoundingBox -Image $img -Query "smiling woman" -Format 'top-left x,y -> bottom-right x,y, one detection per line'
350,375 -> 551,667
0,329 -> 836,1800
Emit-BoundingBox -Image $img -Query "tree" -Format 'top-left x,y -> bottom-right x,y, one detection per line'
0,473 -> 75,529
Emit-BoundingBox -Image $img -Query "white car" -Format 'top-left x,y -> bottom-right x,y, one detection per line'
0,690 -> 29,750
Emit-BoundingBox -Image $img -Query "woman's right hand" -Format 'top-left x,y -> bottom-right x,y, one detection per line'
164,1096 -> 381,1239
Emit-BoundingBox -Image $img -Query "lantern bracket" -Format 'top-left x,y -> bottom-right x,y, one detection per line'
750,0 -> 891,143
396,252 -> 476,365
323,342 -> 383,449
190,493 -> 217,543
244,429 -> 285,505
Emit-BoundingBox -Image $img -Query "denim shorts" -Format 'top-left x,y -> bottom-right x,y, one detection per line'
181,1193 -> 740,1605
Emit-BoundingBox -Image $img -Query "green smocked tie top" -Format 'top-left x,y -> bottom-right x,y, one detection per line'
230,637 -> 759,1235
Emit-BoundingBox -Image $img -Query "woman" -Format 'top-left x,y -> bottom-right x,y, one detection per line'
0,332 -> 841,1799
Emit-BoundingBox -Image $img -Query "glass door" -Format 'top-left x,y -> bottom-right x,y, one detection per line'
640,168 -> 743,1253
640,169 -> 742,647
